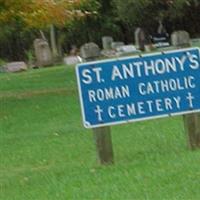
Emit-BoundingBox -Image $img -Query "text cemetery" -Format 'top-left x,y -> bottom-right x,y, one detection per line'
76,48 -> 200,128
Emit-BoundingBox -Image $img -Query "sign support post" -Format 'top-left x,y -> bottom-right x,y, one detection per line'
174,32 -> 200,149
183,113 -> 200,149
93,126 -> 114,164
84,56 -> 114,165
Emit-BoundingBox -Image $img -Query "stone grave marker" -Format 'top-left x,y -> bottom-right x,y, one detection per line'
5,62 -> 27,73
171,30 -> 190,47
134,27 -> 146,51
150,33 -> 170,48
80,42 -> 101,61
116,45 -> 140,56
63,56 -> 82,65
34,38 -> 53,67
111,41 -> 124,50
102,36 -> 113,50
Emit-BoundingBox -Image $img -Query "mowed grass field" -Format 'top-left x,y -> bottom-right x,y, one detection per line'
1,65 -> 200,200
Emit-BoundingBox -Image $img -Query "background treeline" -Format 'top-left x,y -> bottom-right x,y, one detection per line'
0,0 -> 200,61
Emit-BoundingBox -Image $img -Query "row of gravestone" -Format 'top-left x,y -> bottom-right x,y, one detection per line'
1,30 -> 195,73
74,30 -> 192,63
65,37 -> 141,64
59,30 -> 192,66
33,37 -> 128,66
32,29 -> 192,67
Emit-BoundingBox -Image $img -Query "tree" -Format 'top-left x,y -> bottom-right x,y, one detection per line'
166,0 -> 200,34
113,0 -> 200,35
113,0 -> 172,32
0,0 -> 99,60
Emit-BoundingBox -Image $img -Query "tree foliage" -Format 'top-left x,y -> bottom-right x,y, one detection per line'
0,0 -> 99,60
113,0 -> 200,34
0,0 -> 98,28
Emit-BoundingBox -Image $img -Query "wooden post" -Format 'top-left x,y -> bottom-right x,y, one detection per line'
183,47 -> 200,149
183,114 -> 200,149
171,30 -> 200,149
93,126 -> 114,164
81,46 -> 114,165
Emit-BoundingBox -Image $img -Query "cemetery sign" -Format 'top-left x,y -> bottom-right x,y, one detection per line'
76,48 -> 200,128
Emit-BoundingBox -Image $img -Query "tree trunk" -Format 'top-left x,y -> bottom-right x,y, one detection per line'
50,24 -> 58,59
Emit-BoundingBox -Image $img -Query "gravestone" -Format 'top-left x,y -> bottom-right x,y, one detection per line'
111,42 -> 124,50
63,56 -> 82,65
116,45 -> 140,56
102,36 -> 113,50
5,62 -> 27,73
150,33 -> 170,48
151,20 -> 169,49
134,27 -> 146,51
34,38 -> 53,67
80,42 -> 101,61
171,31 -> 190,47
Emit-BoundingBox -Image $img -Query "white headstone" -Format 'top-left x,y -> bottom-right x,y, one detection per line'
63,56 -> 82,65
116,45 -> 140,56
111,42 -> 125,50
116,45 -> 137,53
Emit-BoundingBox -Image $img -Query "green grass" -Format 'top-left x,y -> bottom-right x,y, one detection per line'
1,65 -> 200,200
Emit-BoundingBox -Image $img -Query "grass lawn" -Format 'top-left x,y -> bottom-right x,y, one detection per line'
1,65 -> 200,200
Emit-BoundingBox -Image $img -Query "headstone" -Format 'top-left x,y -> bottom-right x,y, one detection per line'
151,33 -> 170,48
102,36 -> 113,50
116,45 -> 140,56
5,62 -> 27,73
80,42 -> 101,61
151,19 -> 169,48
111,42 -> 124,50
34,38 -> 53,67
171,31 -> 190,47
116,45 -> 137,52
134,27 -> 146,51
63,56 -> 82,65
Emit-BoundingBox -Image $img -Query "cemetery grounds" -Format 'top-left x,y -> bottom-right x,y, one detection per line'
1,62 -> 200,199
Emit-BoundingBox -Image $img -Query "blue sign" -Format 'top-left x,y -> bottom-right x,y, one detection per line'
76,48 -> 200,128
